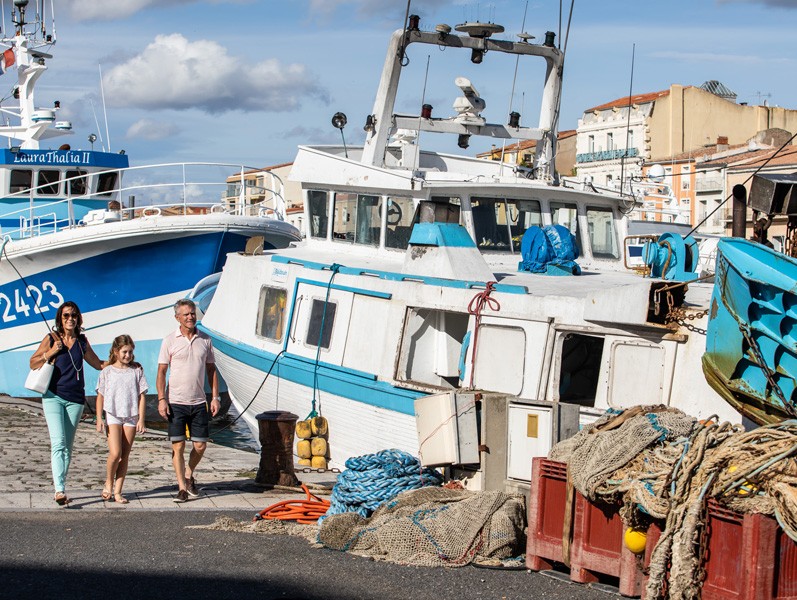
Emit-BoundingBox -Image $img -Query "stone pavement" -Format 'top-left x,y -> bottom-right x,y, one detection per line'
0,397 -> 336,511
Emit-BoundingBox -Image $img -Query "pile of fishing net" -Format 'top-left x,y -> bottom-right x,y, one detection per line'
324,448 -> 443,518
549,405 -> 797,600
318,486 -> 526,567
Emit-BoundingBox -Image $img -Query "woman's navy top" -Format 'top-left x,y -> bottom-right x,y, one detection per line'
47,333 -> 88,404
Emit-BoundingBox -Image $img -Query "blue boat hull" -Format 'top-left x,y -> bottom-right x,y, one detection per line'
703,238 -> 797,424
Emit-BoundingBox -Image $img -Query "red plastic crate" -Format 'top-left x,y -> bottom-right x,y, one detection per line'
570,492 -> 645,597
703,499 -> 797,600
526,458 -> 569,570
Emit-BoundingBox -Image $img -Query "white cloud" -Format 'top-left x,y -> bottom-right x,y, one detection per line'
102,34 -> 330,113
126,118 -> 180,140
307,0 -> 453,21
718,0 -> 797,7
64,0 -> 194,20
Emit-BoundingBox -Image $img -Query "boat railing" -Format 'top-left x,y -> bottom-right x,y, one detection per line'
0,161 -> 288,240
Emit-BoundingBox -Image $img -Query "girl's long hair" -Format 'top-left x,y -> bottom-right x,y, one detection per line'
108,334 -> 135,366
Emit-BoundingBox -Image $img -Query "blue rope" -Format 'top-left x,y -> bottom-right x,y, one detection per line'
323,449 -> 443,520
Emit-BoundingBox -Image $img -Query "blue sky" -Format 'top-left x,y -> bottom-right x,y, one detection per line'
13,0 -> 797,169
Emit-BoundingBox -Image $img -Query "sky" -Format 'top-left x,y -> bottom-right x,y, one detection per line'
4,0 -> 796,171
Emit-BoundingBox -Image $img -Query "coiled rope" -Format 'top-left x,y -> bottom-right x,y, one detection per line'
466,281 -> 500,388
325,449 -> 443,518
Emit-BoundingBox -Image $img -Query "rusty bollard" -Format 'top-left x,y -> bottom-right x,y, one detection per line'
255,411 -> 301,487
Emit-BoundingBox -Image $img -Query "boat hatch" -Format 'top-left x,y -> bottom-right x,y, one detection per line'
397,307 -> 469,389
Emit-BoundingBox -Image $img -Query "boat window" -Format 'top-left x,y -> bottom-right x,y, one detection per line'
557,333 -> 604,406
550,201 -> 582,256
256,286 -> 287,341
66,170 -> 87,196
472,197 -> 542,253
586,206 -> 619,259
332,192 -> 379,246
307,190 -> 329,239
96,171 -> 118,197
385,196 -> 415,249
36,170 -> 60,195
9,169 -> 32,194
398,307 -> 469,389
305,298 -> 337,349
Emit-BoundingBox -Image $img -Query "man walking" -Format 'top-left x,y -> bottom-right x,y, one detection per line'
157,299 -> 220,503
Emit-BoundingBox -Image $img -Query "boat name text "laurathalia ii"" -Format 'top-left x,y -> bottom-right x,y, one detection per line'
11,150 -> 93,165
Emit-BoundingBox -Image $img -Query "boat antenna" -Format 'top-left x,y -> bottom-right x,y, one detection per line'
558,0 -> 562,49
397,0 -> 412,66
89,98 -> 106,151
2,0 -> 6,38
415,53 -> 430,153
499,0 -> 529,177
49,0 -> 55,43
546,0 -> 574,182
619,43 -> 635,213
99,64 -> 111,151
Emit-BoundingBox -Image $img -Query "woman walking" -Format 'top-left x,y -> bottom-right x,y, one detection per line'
29,301 -> 103,505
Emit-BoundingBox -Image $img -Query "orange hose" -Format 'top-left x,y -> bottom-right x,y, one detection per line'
254,484 -> 330,523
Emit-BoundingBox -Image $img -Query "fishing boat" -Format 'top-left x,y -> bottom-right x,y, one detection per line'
0,0 -> 301,397
199,12 -> 747,472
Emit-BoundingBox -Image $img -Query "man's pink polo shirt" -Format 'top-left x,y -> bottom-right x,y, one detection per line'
158,328 -> 215,406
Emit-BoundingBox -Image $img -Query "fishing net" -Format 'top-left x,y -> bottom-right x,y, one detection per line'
549,406 -> 797,600
317,487 -> 526,567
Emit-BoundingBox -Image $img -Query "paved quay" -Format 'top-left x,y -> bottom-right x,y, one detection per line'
0,397 -> 336,511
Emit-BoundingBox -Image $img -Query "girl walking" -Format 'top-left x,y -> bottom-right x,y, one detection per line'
95,334 -> 148,504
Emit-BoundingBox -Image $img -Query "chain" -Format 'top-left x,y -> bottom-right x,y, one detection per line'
665,306 -> 709,334
738,322 -> 793,415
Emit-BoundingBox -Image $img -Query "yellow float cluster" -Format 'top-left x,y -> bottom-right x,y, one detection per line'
296,416 -> 329,470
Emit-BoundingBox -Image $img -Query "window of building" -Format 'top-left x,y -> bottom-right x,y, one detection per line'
305,298 -> 337,349
307,190 -> 329,239
332,192 -> 380,246
586,206 -> 619,259
607,132 -> 614,151
9,169 -> 32,194
627,130 -> 634,150
36,170 -> 60,195
66,170 -> 87,196
256,286 -> 287,341
588,135 -> 595,153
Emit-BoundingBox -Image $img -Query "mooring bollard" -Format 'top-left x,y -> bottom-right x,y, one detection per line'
255,411 -> 301,487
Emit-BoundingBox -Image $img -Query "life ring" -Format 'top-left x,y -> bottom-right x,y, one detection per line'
141,206 -> 161,217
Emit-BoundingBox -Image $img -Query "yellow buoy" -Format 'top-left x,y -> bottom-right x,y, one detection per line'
311,455 -> 327,470
310,416 -> 328,437
295,420 -> 312,440
311,437 -> 328,457
297,439 -> 312,459
298,458 -> 311,466
624,527 -> 647,555
726,465 -> 758,496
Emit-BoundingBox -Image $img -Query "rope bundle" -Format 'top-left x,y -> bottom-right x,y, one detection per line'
325,449 -> 443,518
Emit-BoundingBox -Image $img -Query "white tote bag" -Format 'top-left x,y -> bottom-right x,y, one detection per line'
24,362 -> 55,394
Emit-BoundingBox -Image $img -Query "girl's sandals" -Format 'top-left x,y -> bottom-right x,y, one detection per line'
114,493 -> 129,504
54,492 -> 69,506
101,489 -> 113,501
